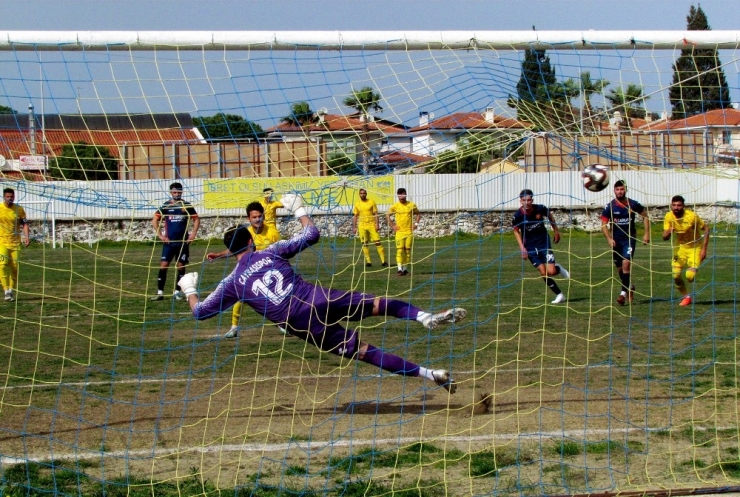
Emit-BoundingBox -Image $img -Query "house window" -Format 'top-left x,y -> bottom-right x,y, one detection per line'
326,138 -> 357,160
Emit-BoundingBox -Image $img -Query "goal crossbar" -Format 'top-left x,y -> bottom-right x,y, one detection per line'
1,30 -> 740,51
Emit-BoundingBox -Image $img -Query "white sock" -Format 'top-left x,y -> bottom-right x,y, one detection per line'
417,366 -> 434,380
620,291 -> 627,296
416,311 -> 432,324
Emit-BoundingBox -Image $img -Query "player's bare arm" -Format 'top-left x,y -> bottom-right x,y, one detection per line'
600,219 -> 615,247
549,213 -> 561,244
513,228 -> 527,259
700,222 -> 710,262
187,216 -> 200,243
641,211 -> 651,244
151,213 -> 168,243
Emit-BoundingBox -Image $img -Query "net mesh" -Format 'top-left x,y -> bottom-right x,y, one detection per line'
1,34 -> 740,496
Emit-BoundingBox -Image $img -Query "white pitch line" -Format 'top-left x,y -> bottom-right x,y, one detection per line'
0,426 -> 660,465
0,360 -> 693,391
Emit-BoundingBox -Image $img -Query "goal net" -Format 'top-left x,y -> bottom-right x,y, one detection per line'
1,31 -> 740,496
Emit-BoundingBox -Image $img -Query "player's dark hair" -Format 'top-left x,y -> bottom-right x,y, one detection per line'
263,187 -> 273,193
397,188 -> 407,194
614,180 -> 626,188
169,182 -> 183,191
223,225 -> 253,254
246,201 -> 264,215
3,187 -> 14,195
671,195 -> 685,204
519,189 -> 534,198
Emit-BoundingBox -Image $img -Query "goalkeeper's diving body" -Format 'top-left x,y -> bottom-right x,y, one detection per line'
180,194 -> 466,393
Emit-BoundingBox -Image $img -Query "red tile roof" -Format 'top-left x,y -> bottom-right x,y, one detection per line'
408,112 -> 531,132
376,150 -> 431,164
268,114 -> 405,134
0,128 -> 201,159
645,108 -> 740,131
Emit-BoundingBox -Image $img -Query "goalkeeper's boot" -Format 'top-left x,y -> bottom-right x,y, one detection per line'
224,325 -> 240,338
4,290 -> 14,302
431,370 -> 457,394
423,308 -> 467,330
173,290 -> 185,301
150,291 -> 164,301
551,293 -> 566,304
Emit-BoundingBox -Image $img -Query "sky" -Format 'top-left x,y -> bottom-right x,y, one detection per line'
0,0 -> 738,127
1,0 -> 738,31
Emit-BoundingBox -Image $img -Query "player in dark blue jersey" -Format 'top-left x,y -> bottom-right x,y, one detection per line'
600,180 -> 650,305
178,194 -> 466,394
512,189 -> 570,304
150,182 -> 200,301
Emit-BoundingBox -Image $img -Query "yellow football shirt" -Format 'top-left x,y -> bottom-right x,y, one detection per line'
0,203 -> 27,248
353,199 -> 379,227
663,209 -> 705,248
260,199 -> 284,227
388,201 -> 418,233
248,223 -> 281,251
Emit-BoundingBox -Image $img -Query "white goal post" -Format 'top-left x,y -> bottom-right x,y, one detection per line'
0,30 -> 739,50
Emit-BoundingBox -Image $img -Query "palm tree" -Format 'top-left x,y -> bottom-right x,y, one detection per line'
606,83 -> 648,124
281,101 -> 315,127
343,86 -> 383,174
579,72 -> 609,115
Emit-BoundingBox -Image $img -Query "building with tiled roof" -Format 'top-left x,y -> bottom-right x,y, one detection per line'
267,111 -> 409,168
641,108 -> 740,162
407,108 -> 532,156
0,113 -> 202,178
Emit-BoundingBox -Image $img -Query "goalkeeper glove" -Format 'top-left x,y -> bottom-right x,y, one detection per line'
280,193 -> 308,218
179,272 -> 199,297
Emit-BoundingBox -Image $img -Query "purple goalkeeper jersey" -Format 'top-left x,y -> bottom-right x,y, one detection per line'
194,224 -> 319,324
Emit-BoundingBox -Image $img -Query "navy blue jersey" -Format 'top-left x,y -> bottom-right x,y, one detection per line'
601,198 -> 644,243
156,199 -> 198,241
512,204 -> 552,250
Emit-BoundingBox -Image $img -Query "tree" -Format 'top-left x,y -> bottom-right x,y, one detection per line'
669,5 -> 730,119
343,86 -> 383,175
49,142 -> 118,180
281,101 -> 315,127
429,135 -> 504,174
509,49 -> 574,131
325,153 -> 357,175
0,105 -> 17,114
606,83 -> 649,122
193,113 -> 264,140
516,49 -> 557,106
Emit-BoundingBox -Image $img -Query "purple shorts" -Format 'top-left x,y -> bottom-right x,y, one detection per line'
287,287 -> 376,358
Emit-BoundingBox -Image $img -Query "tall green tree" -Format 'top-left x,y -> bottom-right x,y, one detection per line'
193,113 -> 264,140
281,101 -> 315,127
669,4 -> 730,119
343,86 -> 383,175
515,49 -> 557,106
606,83 -> 649,121
509,49 -> 574,131
49,142 -> 118,180
0,105 -> 17,114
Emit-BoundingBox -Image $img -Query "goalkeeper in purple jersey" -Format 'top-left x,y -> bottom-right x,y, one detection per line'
179,194 -> 466,394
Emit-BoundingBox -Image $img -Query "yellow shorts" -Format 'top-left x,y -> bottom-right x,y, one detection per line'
672,245 -> 701,270
357,226 -> 381,244
395,231 -> 414,250
0,244 -> 19,266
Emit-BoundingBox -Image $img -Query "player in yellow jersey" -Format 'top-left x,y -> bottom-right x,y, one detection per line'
353,188 -> 387,268
207,202 -> 282,337
386,188 -> 420,276
260,187 -> 284,230
0,188 -> 30,302
662,195 -> 709,307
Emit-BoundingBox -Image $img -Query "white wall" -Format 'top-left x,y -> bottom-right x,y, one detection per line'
3,170 -> 737,221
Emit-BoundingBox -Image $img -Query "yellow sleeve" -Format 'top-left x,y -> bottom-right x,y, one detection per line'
663,212 -> 673,231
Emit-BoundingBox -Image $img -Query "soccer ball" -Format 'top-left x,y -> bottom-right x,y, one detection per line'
582,164 -> 609,192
